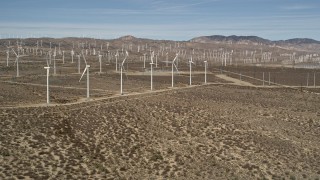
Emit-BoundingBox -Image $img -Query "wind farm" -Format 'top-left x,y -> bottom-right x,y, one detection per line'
1,0 -> 320,179
0,35 -> 320,179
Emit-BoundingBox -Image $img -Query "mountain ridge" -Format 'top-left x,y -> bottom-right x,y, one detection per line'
190,35 -> 320,45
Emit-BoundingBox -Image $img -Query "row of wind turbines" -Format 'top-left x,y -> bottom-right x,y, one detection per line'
2,39 -> 214,105
43,50 -> 209,104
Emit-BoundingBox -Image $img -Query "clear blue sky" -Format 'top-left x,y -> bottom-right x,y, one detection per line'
0,0 -> 319,41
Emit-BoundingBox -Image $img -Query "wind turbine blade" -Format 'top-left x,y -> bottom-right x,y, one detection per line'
122,52 -> 128,65
173,63 -> 179,73
46,55 -> 49,67
11,49 -> 18,57
13,56 -> 19,65
81,52 -> 87,65
172,54 -> 178,63
79,67 -> 87,82
122,65 -> 129,80
149,51 -> 154,64
190,56 -> 194,64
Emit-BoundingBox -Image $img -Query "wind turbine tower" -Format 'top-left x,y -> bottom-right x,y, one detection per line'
53,47 -> 57,75
189,56 -> 194,86
44,66 -> 50,104
171,53 -> 179,88
6,48 -> 9,67
204,60 -> 208,84
11,48 -> 27,77
71,49 -> 75,63
120,51 -> 129,95
150,51 -> 155,91
79,65 -> 90,99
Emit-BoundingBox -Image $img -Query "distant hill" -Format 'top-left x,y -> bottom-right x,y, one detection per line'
190,35 -> 320,51
275,38 -> 320,45
190,35 -> 272,45
118,35 -> 137,41
190,35 -> 320,45
1,34 -> 320,52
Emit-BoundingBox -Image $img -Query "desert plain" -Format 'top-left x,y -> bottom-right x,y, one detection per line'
0,37 -> 320,179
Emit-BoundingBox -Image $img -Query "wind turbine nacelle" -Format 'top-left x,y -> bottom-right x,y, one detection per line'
44,67 -> 50,69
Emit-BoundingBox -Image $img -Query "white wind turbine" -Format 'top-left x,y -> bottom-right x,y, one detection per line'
189,56 -> 194,86
150,51 -> 155,91
11,48 -> 28,77
204,60 -> 208,84
98,54 -> 102,73
71,49 -> 75,63
44,66 -> 50,104
77,54 -> 81,74
120,51 -> 129,95
48,50 -> 52,64
166,52 -> 169,67
143,53 -> 146,69
79,64 -> 90,99
79,53 -> 90,99
171,53 -> 179,88
115,50 -> 119,72
62,51 -> 65,64
6,48 -> 10,67
155,54 -> 158,68
53,47 -> 57,75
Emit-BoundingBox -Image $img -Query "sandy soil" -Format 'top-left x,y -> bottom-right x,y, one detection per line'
1,45 -> 320,179
1,84 -> 320,179
216,74 -> 254,87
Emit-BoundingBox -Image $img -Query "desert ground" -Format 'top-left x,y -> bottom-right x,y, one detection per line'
1,38 -> 320,179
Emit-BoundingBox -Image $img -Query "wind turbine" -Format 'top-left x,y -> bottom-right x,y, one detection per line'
120,51 -> 129,95
48,50 -> 52,64
189,56 -> 194,86
166,52 -> 169,67
11,48 -> 27,77
79,52 -> 90,99
98,54 -> 102,73
204,60 -> 208,84
79,64 -> 90,99
143,53 -> 146,69
115,50 -> 119,72
71,49 -> 75,63
53,47 -> 57,75
44,66 -> 50,104
6,48 -> 9,67
77,54 -> 81,74
171,53 -> 179,88
150,51 -> 155,91
62,51 -> 65,64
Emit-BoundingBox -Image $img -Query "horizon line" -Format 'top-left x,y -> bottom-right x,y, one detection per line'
0,34 -> 319,42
